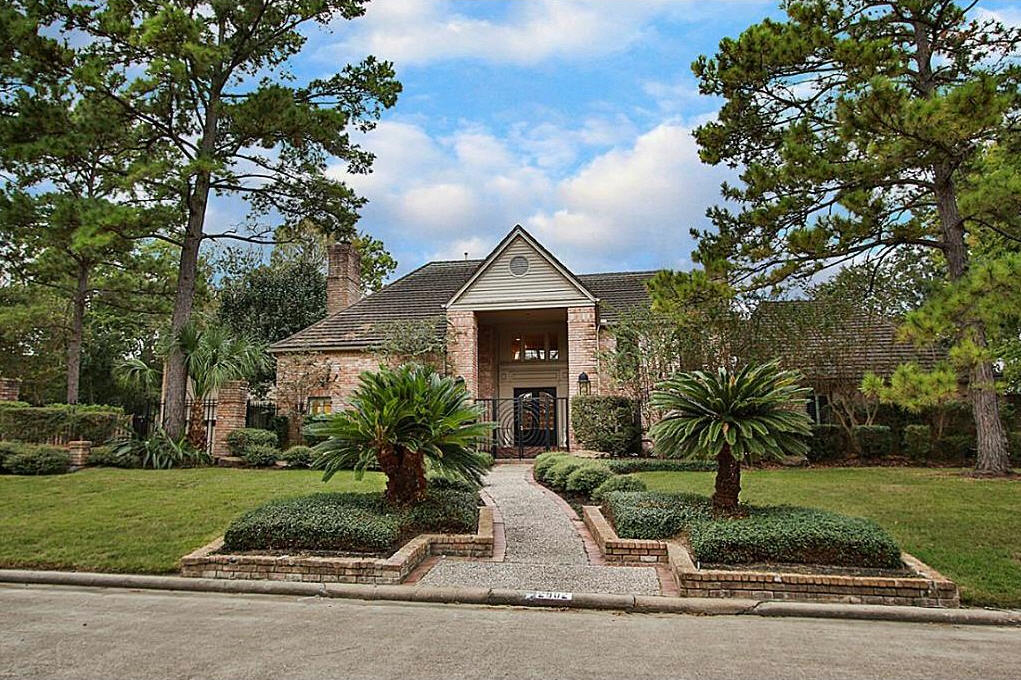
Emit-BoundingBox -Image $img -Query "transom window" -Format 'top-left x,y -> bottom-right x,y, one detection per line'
510,332 -> 560,362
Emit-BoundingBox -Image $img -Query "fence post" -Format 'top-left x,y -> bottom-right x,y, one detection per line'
0,377 -> 21,402
211,381 -> 248,459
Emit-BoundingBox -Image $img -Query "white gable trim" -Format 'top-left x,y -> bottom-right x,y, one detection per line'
444,225 -> 598,309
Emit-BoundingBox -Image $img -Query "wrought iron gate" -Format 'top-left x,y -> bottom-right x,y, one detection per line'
475,393 -> 569,459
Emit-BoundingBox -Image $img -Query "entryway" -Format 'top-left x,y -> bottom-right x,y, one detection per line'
475,390 -> 569,458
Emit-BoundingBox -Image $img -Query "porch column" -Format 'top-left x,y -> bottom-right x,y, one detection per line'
447,310 -> 479,397
212,380 -> 248,458
568,306 -> 599,448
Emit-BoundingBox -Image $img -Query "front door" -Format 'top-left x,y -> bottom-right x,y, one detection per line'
513,387 -> 557,448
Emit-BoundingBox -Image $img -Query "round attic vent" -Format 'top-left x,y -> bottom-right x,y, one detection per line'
509,255 -> 529,276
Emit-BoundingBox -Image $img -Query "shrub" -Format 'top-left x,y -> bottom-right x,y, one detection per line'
109,429 -> 210,470
604,491 -> 902,569
243,444 -> 279,467
902,424 -> 932,461
0,404 -> 128,444
1,443 -> 71,475
852,425 -> 894,459
533,452 -> 568,481
547,458 -> 584,489
605,458 -> 717,474
938,434 -> 974,461
280,445 -> 314,468
570,396 -> 641,456
223,486 -> 479,555
565,462 -> 613,496
592,474 -> 647,502
1009,431 -> 1021,463
87,444 -> 141,468
807,424 -> 846,463
226,428 -> 279,457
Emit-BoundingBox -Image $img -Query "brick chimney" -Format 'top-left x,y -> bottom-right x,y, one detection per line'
326,241 -> 362,315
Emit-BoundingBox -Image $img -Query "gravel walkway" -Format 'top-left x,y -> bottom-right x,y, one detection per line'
420,464 -> 660,595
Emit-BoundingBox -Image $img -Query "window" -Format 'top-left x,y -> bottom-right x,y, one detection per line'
307,397 -> 332,416
510,332 -> 560,362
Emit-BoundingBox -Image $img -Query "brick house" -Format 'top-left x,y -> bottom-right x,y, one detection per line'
270,225 -> 654,452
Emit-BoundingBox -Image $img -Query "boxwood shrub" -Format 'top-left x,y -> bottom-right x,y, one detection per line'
533,452 -> 568,481
604,458 -> 717,474
222,486 -> 479,555
591,474 -> 647,502
564,462 -> 613,496
226,428 -> 279,457
852,425 -> 894,459
570,395 -> 641,456
281,445 -> 315,468
242,444 -> 279,468
807,424 -> 846,463
0,442 -> 72,475
902,424 -> 932,461
547,458 -> 585,489
603,491 -> 902,569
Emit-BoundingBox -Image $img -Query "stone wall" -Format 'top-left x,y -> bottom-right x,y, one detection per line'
0,377 -> 21,402
181,507 -> 495,585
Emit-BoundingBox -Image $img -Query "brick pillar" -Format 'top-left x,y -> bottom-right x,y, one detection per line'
0,377 -> 21,402
212,380 -> 248,458
68,440 -> 91,467
326,242 -> 362,315
568,306 -> 599,449
447,310 -> 479,397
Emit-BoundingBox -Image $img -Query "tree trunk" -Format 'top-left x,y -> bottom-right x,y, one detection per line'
377,445 -> 427,507
65,259 -> 89,405
712,445 -> 743,516
933,165 -> 1010,475
187,397 -> 207,451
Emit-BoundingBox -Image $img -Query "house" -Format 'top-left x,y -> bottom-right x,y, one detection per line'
270,225 -> 655,453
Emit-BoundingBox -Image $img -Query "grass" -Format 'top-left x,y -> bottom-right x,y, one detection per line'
635,467 -> 1021,608
0,468 -> 384,574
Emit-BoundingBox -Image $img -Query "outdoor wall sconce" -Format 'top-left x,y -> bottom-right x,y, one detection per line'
577,372 -> 591,395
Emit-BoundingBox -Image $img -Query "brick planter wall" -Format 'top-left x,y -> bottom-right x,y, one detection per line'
181,507 -> 494,585
582,506 -> 668,564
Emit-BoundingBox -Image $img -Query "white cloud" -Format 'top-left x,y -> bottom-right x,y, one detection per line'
976,5 -> 1021,27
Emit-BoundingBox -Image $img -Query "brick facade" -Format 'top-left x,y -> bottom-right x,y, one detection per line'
212,381 -> 248,458
0,377 -> 21,402
326,242 -> 362,315
477,324 -> 496,399
447,310 -> 479,396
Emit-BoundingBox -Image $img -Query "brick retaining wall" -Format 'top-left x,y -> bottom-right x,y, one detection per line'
181,507 -> 494,585
582,506 -> 668,564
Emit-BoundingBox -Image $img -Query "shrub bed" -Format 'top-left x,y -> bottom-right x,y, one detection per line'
603,491 -> 902,569
281,445 -> 315,468
565,462 -> 613,495
242,444 -> 279,468
570,395 -> 641,455
88,444 -> 141,468
226,428 -> 278,457
852,425 -> 894,459
605,458 -> 717,474
222,484 -> 479,555
807,424 -> 846,463
0,442 -> 72,475
591,474 -> 647,502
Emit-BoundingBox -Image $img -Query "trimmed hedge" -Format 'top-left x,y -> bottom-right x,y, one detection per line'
902,424 -> 932,461
591,474 -> 647,502
564,462 -> 613,495
807,424 -> 846,463
939,434 -> 974,460
533,452 -> 568,481
222,486 -> 479,555
0,404 -> 128,444
604,458 -> 717,474
570,395 -> 641,456
852,425 -> 894,459
226,428 -> 279,457
242,444 -> 279,467
281,445 -> 315,468
546,458 -> 585,489
0,442 -> 71,475
603,491 -> 902,569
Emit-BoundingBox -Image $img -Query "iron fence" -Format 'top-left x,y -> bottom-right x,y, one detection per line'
129,399 -> 217,454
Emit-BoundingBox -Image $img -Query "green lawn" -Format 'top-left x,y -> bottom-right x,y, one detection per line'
0,468 -> 384,574
636,468 -> 1021,608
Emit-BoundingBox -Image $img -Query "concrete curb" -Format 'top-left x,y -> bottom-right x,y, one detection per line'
2,569 -> 1018,627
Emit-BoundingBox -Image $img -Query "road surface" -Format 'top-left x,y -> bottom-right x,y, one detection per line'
1,584 -> 1018,679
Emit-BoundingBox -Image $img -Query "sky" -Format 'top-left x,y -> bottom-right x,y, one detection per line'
210,0 -> 1021,279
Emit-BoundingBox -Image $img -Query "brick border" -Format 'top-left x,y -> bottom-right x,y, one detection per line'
582,505 -> 959,608
180,507 -> 494,585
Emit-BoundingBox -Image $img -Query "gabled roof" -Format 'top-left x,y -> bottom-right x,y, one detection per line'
444,225 -> 598,309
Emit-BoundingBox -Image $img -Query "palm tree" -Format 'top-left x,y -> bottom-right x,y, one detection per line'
650,361 -> 812,516
311,364 -> 494,507
117,324 -> 269,450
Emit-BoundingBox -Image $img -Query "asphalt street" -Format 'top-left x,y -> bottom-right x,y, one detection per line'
1,584 -> 1018,680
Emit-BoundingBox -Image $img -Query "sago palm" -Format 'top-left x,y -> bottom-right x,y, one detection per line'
311,364 -> 494,507
650,361 -> 812,515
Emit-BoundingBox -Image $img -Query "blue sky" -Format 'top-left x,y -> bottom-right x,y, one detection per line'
212,0 -> 1021,279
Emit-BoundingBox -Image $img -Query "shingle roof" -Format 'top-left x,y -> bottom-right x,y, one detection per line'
269,262 -> 656,353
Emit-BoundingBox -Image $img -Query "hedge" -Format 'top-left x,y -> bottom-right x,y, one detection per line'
603,491 -> 902,569
222,486 -> 479,555
226,428 -> 279,457
902,424 -> 932,461
242,444 -> 279,468
533,452 -> 569,481
0,404 -> 128,444
604,458 -> 717,474
807,424 -> 846,463
570,395 -> 641,456
852,425 -> 894,459
591,474 -> 647,502
0,442 -> 71,475
564,462 -> 613,495
546,458 -> 585,489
